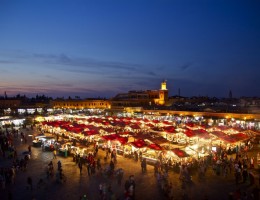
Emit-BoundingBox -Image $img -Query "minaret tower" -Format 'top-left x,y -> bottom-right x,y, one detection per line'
158,80 -> 168,105
229,90 -> 232,99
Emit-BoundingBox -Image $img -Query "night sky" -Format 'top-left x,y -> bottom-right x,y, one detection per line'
0,0 -> 259,99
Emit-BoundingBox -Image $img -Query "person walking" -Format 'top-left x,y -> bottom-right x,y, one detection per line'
27,176 -> 33,190
110,160 -> 115,173
116,168 -> 124,185
141,158 -> 147,173
87,162 -> 91,176
97,158 -> 101,171
53,149 -> 57,159
57,160 -> 62,171
28,145 -> 31,154
127,175 -> 136,200
78,161 -> 83,174
48,161 -> 54,177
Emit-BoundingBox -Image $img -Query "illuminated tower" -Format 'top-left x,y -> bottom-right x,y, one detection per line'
158,80 -> 168,105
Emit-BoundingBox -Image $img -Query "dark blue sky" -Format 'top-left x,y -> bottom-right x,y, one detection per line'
0,0 -> 259,98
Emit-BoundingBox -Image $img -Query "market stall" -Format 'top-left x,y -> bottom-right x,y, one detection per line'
70,145 -> 94,160
40,136 -> 56,151
169,148 -> 190,167
126,139 -> 147,159
59,142 -> 73,157
141,143 -> 163,165
32,135 -> 46,147
101,134 -> 128,155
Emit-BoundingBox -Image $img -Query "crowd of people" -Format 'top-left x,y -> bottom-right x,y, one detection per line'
1,124 -> 260,200
0,127 -> 32,199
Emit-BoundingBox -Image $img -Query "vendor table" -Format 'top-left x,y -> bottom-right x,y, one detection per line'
45,146 -> 55,151
59,149 -> 69,157
32,141 -> 42,147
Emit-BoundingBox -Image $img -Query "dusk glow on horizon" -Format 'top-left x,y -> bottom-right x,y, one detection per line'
0,0 -> 259,98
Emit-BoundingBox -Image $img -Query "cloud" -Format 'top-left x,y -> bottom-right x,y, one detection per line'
58,54 -> 71,63
32,52 -> 162,78
147,71 -> 157,76
180,63 -> 193,71
44,74 -> 56,79
156,65 -> 166,70
33,53 -> 136,69
33,53 -> 55,58
0,82 -> 100,98
2,50 -> 161,78
0,60 -> 15,64
0,68 -> 10,73
0,50 -> 170,97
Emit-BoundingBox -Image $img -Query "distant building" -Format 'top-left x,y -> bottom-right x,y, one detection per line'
0,98 -> 21,109
239,97 -> 260,114
110,81 -> 169,108
1,80 -> 259,116
51,98 -> 111,109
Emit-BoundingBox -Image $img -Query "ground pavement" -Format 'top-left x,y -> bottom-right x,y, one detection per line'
1,128 -> 260,200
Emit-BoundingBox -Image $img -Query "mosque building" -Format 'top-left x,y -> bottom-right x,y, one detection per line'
110,80 -> 169,108
50,81 -> 169,110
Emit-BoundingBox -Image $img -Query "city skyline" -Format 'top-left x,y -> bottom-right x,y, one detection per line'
0,0 -> 260,98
